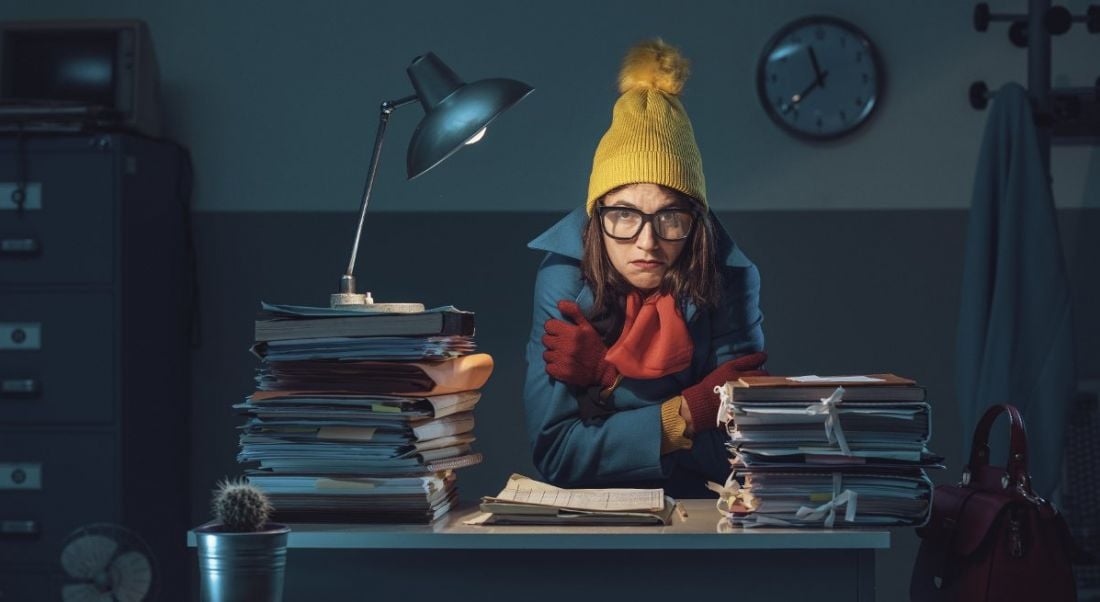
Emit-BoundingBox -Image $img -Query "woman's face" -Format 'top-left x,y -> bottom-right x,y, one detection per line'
600,183 -> 690,291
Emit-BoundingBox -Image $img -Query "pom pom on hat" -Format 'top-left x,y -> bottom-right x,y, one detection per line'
617,38 -> 690,96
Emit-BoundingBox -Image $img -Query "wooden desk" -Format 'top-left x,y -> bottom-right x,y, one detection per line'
189,500 -> 890,601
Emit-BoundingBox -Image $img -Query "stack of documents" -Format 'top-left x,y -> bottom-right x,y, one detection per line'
237,303 -> 493,523
467,474 -> 680,526
713,374 -> 942,528
252,302 -> 476,361
246,473 -> 458,523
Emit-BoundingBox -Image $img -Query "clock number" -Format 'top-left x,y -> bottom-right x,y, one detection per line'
816,117 -> 823,129
855,51 -> 863,63
815,27 -> 825,40
791,35 -> 802,44
840,36 -> 847,49
862,73 -> 870,84
839,109 -> 847,122
855,97 -> 864,107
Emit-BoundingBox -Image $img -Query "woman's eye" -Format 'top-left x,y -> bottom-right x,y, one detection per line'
612,210 -> 638,221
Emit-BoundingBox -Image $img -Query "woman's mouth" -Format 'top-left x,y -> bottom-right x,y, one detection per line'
631,260 -> 664,270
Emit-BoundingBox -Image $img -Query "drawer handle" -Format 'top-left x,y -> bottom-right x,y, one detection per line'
0,520 -> 39,537
0,182 -> 42,211
0,323 -> 41,350
0,237 -> 41,257
0,463 -> 41,490
0,378 -> 40,398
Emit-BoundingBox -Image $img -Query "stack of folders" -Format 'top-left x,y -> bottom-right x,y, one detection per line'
235,302 -> 493,523
712,374 -> 943,528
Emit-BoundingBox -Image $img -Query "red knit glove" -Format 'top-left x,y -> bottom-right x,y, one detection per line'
682,352 -> 769,431
542,300 -> 619,388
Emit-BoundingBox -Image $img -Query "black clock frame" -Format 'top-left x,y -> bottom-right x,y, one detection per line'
756,15 -> 885,141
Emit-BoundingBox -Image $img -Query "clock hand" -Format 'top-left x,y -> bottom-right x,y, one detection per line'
808,46 -> 826,88
783,69 -> 830,112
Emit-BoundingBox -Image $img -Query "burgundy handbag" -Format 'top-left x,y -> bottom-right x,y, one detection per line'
910,404 -> 1076,602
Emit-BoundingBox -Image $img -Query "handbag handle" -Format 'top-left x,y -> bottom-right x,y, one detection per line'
967,404 -> 1032,492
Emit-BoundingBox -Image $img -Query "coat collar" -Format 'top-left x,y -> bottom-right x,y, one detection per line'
527,206 -> 752,267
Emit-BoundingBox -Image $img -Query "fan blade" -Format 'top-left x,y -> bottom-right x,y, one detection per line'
61,535 -> 118,579
61,583 -> 114,602
109,551 -> 153,602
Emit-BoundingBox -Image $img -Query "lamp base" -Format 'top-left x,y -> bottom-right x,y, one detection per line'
330,292 -> 425,313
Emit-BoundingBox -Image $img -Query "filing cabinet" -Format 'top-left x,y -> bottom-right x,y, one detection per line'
0,134 -> 191,600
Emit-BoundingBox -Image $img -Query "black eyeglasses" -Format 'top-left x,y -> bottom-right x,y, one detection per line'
597,205 -> 696,241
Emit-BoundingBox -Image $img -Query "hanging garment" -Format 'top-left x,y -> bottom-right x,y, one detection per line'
956,82 -> 1077,498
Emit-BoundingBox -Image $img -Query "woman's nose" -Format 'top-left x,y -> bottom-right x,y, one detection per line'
635,221 -> 660,250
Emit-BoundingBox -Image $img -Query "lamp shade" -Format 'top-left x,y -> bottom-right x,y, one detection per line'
405,52 -> 533,179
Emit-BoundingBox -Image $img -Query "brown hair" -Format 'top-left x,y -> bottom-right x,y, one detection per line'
581,184 -> 722,321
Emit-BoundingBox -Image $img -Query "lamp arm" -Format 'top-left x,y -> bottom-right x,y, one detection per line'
340,94 -> 420,295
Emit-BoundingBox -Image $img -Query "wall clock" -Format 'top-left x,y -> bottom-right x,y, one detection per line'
756,16 -> 883,140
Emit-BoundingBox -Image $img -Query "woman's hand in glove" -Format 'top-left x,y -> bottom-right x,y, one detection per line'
680,352 -> 769,434
542,300 -> 619,388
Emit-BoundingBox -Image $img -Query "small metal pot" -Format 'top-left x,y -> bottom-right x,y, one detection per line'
195,523 -> 290,602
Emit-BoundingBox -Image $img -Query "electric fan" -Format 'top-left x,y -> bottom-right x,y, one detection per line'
59,523 -> 157,602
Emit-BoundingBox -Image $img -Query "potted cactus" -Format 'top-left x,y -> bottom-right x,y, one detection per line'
194,478 -> 290,602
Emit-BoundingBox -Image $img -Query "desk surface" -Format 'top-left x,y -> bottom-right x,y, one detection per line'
188,500 -> 891,550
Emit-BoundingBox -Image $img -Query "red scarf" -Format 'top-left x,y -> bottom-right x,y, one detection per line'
604,290 -> 694,379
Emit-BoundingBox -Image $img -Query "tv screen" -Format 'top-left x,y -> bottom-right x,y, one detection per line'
2,30 -> 116,106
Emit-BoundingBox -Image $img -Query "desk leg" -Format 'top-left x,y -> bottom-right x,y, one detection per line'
858,549 -> 876,602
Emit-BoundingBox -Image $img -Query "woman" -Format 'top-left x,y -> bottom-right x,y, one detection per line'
523,39 -> 767,497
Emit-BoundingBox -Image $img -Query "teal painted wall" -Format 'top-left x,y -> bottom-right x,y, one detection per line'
2,0 -> 1098,211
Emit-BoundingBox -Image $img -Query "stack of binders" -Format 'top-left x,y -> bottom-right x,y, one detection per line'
713,374 -> 942,528
235,302 -> 493,523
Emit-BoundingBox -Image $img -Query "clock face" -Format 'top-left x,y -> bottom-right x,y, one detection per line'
756,16 -> 882,140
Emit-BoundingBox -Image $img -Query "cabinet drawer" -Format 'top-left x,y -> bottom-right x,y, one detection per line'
0,430 -> 118,568
0,149 -> 116,285
0,292 -> 115,424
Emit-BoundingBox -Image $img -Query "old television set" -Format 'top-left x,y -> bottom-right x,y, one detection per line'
0,19 -> 162,137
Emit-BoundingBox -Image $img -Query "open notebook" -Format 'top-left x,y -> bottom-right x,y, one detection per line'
466,474 -> 680,526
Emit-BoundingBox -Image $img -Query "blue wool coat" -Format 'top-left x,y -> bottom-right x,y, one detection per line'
523,207 -> 765,497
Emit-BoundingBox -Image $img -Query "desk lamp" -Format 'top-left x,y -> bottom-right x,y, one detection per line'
331,52 -> 533,311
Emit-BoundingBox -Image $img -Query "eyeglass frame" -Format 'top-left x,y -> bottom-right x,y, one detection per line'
596,204 -> 698,241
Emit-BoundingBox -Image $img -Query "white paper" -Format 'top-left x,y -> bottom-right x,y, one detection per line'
490,474 -> 663,512
787,375 -> 885,383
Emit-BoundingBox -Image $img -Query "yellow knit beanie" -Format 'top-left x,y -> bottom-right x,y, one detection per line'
586,38 -> 706,215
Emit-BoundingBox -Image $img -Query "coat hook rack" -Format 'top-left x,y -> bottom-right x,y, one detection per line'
974,2 -> 1099,46
970,1 -> 1100,171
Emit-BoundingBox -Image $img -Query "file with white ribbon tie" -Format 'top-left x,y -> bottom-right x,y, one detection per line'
711,373 -> 939,528
803,386 -> 851,456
